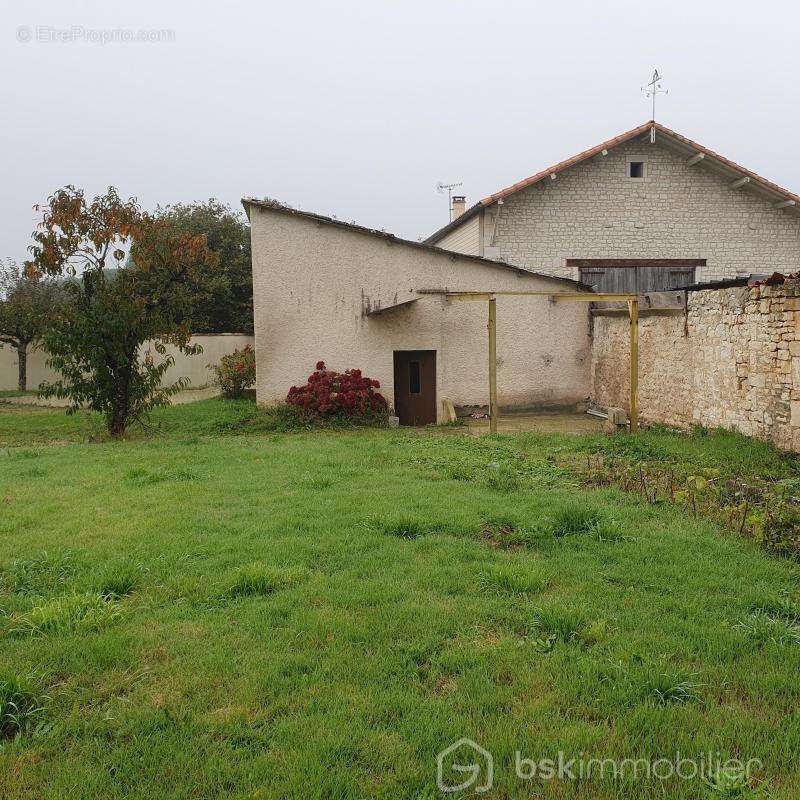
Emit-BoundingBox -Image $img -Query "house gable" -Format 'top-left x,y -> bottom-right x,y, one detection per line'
425,122 -> 800,283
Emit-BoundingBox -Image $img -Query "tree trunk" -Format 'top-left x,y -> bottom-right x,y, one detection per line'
17,344 -> 27,392
109,364 -> 132,438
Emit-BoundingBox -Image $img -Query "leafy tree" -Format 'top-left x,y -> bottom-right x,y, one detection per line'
155,199 -> 252,334
0,260 -> 63,391
27,186 -> 215,437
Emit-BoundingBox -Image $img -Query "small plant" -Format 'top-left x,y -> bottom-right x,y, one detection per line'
286,361 -> 388,423
479,520 -> 542,550
639,669 -> 700,706
703,766 -> 761,797
1,551 -> 76,594
0,671 -> 47,740
477,564 -> 551,596
550,502 -> 605,537
96,563 -> 139,599
10,592 -> 122,637
736,610 -> 800,646
529,605 -> 589,643
125,466 -> 200,485
225,564 -> 307,598
382,518 -> 427,540
209,345 -> 256,399
586,518 -> 627,542
484,462 -> 523,492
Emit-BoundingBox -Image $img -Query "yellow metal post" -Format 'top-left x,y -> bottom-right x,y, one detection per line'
628,297 -> 639,433
488,296 -> 498,434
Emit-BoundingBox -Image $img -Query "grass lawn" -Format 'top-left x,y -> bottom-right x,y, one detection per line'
1,400 -> 800,798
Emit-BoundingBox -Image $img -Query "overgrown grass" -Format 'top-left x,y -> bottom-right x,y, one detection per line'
0,671 -> 47,740
224,564 -> 308,598
1,399 -> 800,797
9,592 -> 121,637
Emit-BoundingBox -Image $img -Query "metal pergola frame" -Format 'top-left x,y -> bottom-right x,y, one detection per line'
445,291 -> 640,434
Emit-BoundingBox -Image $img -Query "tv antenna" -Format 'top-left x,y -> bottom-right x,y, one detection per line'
436,181 -> 463,221
642,69 -> 668,123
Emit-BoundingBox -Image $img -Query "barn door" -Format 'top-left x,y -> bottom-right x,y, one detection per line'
578,262 -> 698,293
393,351 -> 436,426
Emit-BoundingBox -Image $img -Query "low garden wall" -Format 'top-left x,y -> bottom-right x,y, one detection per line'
0,334 -> 254,392
591,279 -> 800,452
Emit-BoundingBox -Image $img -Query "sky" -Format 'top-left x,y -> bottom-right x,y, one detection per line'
2,0 -> 799,264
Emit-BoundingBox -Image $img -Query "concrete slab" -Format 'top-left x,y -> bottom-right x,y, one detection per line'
464,409 -> 604,436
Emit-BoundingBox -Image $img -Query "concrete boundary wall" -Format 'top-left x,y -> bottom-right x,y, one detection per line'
0,334 -> 254,392
591,281 -> 800,451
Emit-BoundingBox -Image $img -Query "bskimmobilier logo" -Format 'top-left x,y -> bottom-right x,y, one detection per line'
436,738 -> 493,793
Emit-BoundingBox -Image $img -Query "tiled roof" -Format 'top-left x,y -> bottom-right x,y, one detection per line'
425,121 -> 800,244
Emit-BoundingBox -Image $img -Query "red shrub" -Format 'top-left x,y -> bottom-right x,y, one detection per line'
286,361 -> 388,420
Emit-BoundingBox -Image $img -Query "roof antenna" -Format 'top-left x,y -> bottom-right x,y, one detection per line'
642,69 -> 668,142
436,181 -> 463,222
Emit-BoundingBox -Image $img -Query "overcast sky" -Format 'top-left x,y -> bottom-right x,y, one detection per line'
2,0 -> 799,263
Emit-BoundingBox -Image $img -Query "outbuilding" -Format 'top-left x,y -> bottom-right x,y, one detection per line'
243,199 -> 592,424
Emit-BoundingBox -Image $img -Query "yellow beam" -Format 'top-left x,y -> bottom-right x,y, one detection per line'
488,297 -> 498,434
628,297 -> 639,433
446,293 -> 494,301
445,291 -> 637,302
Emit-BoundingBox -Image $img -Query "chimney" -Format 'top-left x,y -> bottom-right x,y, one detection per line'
451,195 -> 466,220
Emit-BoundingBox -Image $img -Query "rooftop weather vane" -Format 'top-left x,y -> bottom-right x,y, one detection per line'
642,69 -> 668,122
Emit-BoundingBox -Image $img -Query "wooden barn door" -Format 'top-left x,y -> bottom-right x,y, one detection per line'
572,259 -> 702,293
393,351 -> 436,426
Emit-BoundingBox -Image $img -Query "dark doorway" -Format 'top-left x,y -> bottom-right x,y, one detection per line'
393,350 -> 436,426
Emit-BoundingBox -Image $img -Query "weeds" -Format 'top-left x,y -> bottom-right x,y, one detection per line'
125,467 -> 200,485
0,551 -> 77,595
550,502 -> 604,537
736,610 -> 800,646
382,518 -> 427,540
10,592 -> 122,636
477,564 -> 551,596
582,454 -> 800,558
225,564 -> 308,598
638,668 -> 701,706
96,563 -> 139,599
0,671 -> 47,740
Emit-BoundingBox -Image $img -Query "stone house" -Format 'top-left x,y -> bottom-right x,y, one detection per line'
243,199 -> 592,424
425,121 -> 800,291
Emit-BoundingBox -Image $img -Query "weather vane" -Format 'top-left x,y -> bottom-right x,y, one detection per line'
642,69 -> 668,123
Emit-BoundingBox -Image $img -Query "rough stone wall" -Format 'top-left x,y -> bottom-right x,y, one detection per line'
591,280 -> 800,452
492,138 -> 800,284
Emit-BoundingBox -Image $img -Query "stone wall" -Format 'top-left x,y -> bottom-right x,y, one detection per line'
591,280 -> 800,452
488,138 -> 800,284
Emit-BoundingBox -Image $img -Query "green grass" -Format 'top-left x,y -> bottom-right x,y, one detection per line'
0,671 -> 47,740
1,399 -> 800,798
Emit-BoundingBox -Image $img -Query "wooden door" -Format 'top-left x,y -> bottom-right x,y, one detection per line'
393,351 -> 436,426
578,263 -> 697,293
